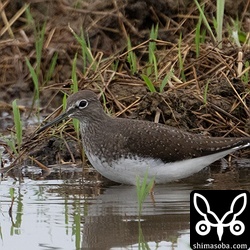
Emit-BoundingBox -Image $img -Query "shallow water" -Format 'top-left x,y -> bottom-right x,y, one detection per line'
0,160 -> 250,250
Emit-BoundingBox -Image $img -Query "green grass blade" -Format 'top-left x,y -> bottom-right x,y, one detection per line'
203,80 -> 209,104
151,52 -> 158,80
73,209 -> 81,250
70,27 -> 95,73
9,187 -> 15,200
216,0 -> 225,48
195,5 -> 204,57
35,22 -> 46,76
73,119 -> 80,140
136,170 -> 155,216
141,74 -> 156,92
71,53 -> 79,139
194,0 -> 216,44
127,36 -> 137,74
80,29 -> 95,72
241,61 -> 249,84
7,138 -> 17,155
25,58 -> 39,105
178,34 -> 186,82
62,93 -> 67,112
148,24 -> 159,79
25,6 -> 34,26
12,100 -> 22,153
111,59 -> 119,72
71,53 -> 78,93
229,18 -> 243,47
159,69 -> 174,92
138,222 -> 151,250
45,52 -> 58,84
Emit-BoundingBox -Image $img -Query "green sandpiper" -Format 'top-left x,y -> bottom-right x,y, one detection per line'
38,90 -> 250,185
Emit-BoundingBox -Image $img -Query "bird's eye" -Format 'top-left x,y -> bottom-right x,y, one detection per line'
77,99 -> 88,109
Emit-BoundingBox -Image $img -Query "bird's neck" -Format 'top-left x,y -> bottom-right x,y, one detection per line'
79,110 -> 112,133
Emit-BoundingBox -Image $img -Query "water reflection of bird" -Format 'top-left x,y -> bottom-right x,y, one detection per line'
81,184 -> 191,249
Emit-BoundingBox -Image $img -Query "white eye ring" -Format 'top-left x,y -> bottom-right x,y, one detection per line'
76,99 -> 88,109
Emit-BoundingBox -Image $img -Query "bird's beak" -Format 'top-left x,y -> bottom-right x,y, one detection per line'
36,111 -> 69,134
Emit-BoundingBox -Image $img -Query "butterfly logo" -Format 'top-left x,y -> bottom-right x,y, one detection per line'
193,193 -> 247,241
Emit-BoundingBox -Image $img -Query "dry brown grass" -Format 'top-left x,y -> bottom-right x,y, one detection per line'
0,0 -> 250,175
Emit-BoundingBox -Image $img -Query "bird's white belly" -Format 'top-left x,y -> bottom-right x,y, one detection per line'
85,146 -> 240,185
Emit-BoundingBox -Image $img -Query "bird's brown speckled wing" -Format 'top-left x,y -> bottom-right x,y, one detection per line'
117,118 -> 250,163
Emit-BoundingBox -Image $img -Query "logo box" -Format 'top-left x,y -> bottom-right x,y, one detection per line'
190,190 -> 250,249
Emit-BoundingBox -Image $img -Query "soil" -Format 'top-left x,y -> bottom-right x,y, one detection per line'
0,0 -> 250,179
